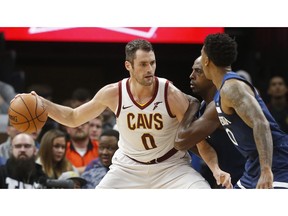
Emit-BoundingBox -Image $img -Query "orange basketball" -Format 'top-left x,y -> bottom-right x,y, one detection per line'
8,94 -> 48,134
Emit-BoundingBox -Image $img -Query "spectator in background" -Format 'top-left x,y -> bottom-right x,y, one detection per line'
101,108 -> 116,132
65,121 -> 98,174
64,100 -> 98,175
0,133 -> 47,188
58,171 -> 87,189
81,129 -> 119,189
0,120 -> 41,164
0,80 -> 16,114
89,115 -> 103,142
36,129 -> 74,179
0,120 -> 21,164
267,75 -> 288,133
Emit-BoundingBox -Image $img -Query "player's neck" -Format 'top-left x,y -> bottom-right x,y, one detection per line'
202,86 -> 217,103
129,79 -> 155,104
211,66 -> 231,90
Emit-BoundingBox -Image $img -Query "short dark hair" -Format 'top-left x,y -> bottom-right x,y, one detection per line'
100,129 -> 119,140
204,33 -> 238,67
125,39 -> 154,64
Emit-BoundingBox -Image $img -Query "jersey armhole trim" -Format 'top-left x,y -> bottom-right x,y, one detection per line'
164,80 -> 176,118
115,80 -> 122,118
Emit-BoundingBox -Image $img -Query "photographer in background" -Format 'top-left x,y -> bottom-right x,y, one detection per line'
0,133 -> 47,189
38,171 -> 87,189
58,171 -> 87,189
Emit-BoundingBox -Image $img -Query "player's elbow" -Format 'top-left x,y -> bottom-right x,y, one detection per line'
174,141 -> 184,150
174,143 -> 185,151
174,139 -> 196,151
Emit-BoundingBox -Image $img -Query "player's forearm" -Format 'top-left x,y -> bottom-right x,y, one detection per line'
253,120 -> 273,170
43,98 -> 77,127
197,140 -> 220,174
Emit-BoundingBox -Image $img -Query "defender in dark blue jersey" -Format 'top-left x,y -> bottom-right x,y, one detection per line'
189,57 -> 245,188
176,33 -> 288,189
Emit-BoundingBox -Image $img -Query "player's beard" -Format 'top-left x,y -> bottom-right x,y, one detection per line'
8,155 -> 36,181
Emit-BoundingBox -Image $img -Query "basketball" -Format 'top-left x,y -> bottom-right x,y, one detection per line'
8,94 -> 48,133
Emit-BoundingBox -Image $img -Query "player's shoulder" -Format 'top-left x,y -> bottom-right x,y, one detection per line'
220,80 -> 254,109
95,82 -> 119,102
222,79 -> 251,96
164,79 -> 182,94
101,82 -> 119,93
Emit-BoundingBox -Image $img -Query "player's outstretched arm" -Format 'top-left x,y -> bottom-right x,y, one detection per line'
31,83 -> 118,128
222,80 -> 273,189
175,99 -> 220,150
197,140 -> 232,189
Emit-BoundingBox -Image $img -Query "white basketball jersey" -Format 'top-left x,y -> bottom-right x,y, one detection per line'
115,77 -> 179,162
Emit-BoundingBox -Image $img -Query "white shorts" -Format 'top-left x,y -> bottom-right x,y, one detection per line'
96,149 -> 210,189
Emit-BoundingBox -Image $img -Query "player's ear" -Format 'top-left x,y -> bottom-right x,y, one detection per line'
204,56 -> 210,67
125,60 -> 132,71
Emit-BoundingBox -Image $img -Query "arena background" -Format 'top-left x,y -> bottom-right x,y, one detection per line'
1,27 -> 287,104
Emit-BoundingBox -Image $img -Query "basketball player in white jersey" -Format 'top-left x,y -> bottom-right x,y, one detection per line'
22,39 -> 232,188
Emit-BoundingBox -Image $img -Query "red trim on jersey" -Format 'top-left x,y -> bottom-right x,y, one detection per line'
164,80 -> 176,118
116,80 -> 122,118
126,77 -> 159,110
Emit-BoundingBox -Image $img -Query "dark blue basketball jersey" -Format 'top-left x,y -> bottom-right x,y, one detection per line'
198,101 -> 245,186
214,72 -> 288,189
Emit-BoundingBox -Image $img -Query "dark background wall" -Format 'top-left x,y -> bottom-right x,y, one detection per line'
1,27 -> 288,104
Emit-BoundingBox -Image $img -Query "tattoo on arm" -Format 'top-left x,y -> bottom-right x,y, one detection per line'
222,81 -> 273,169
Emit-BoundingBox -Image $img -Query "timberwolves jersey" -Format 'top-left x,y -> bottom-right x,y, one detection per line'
214,72 -> 288,188
115,77 -> 179,162
198,101 -> 245,186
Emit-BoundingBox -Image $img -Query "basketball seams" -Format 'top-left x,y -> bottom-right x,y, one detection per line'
9,106 -> 29,123
20,95 -> 38,132
9,106 -> 31,132
9,106 -> 30,132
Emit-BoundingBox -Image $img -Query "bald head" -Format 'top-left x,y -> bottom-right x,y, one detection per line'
11,133 -> 36,159
12,133 -> 35,146
193,56 -> 202,70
